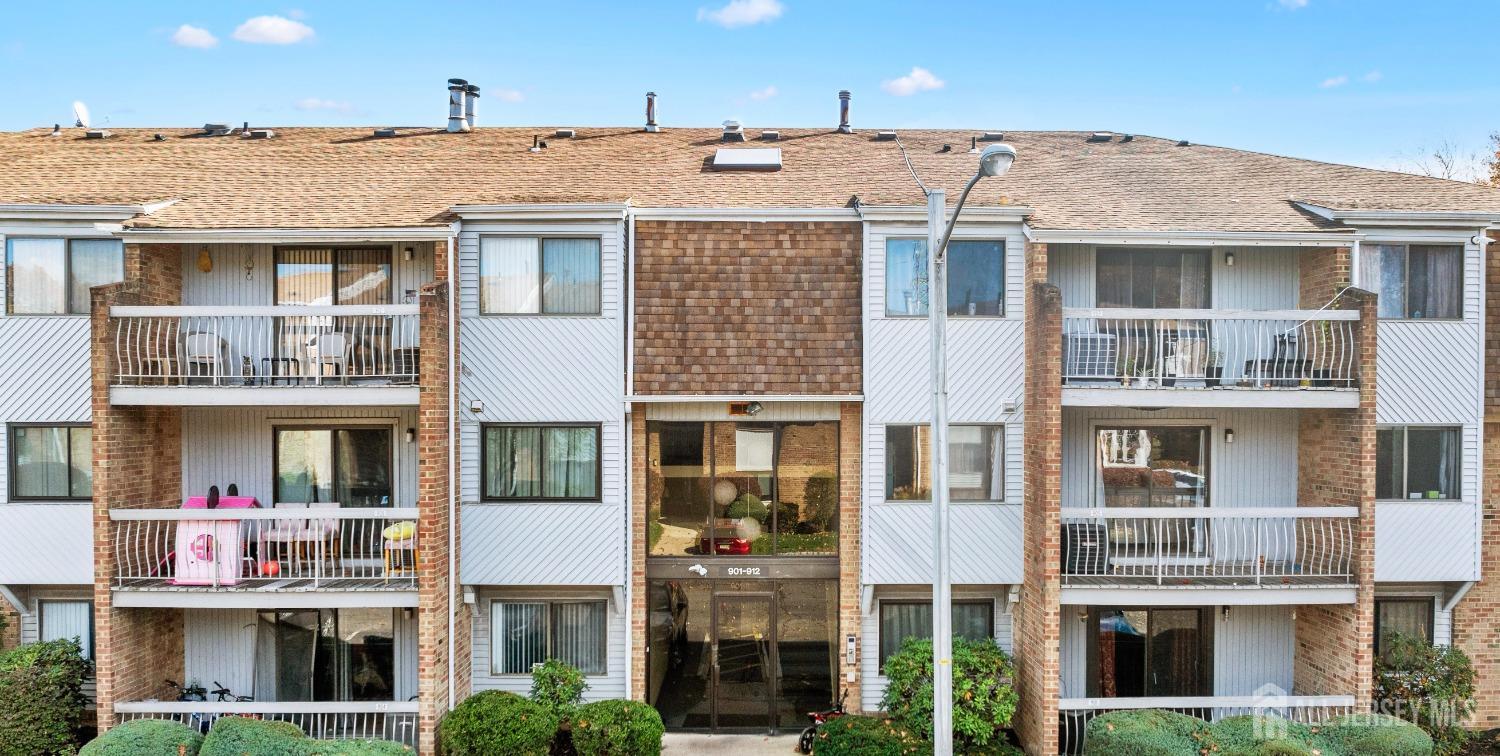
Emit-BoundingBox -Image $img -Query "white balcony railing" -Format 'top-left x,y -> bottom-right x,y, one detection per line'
111,305 -> 420,387
1061,507 -> 1358,587
1059,695 -> 1357,755
1061,308 -> 1359,389
110,507 -> 419,590
114,701 -> 419,746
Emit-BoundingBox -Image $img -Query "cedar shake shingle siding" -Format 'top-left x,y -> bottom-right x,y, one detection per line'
633,220 -> 861,395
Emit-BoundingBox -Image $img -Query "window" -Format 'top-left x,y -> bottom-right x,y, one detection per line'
884,238 -> 1005,317
1096,427 -> 1208,508
884,425 -> 1005,502
878,600 -> 994,668
1360,244 -> 1462,319
5,238 -> 124,314
254,608 -> 397,701
491,600 -> 607,675
275,247 -> 392,305
9,425 -> 91,500
1377,426 -> 1459,500
1096,249 -> 1210,309
1375,598 -> 1434,657
482,425 -> 600,501
479,237 -> 601,314
273,427 -> 393,507
39,600 -> 93,659
1088,607 -> 1213,697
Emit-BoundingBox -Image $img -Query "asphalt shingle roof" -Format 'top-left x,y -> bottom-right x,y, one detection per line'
1,126 -> 1498,231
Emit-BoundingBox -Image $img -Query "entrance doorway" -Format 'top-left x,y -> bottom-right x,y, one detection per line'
647,579 -> 837,733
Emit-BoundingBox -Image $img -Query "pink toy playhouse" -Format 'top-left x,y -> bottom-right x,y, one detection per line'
173,496 -> 260,586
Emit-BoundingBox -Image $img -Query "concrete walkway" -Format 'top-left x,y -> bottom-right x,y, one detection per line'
661,732 -> 803,754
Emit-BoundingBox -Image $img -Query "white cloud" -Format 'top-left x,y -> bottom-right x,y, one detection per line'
171,24 -> 218,49
233,15 -> 315,45
492,88 -> 524,103
1278,0 -> 1308,8
1362,70 -> 1383,82
697,0 -> 783,28
748,85 -> 778,101
295,97 -> 354,113
287,9 -> 307,20
882,67 -> 945,96
1319,74 -> 1348,88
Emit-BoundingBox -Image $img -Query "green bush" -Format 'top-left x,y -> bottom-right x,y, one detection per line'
297,739 -> 413,755
1375,631 -> 1475,755
200,716 -> 307,756
1209,714 -> 1313,754
530,659 -> 588,722
81,719 -> 204,755
879,636 -> 1018,753
571,699 -> 664,756
726,493 -> 767,522
1082,709 -> 1433,756
1083,709 -> 1208,756
1320,713 -> 1434,756
812,715 -> 925,756
0,638 -> 94,755
803,473 -> 838,530
438,691 -> 559,756
775,501 -> 801,533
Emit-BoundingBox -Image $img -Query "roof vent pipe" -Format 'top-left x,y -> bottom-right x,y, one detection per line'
447,78 -> 470,133
838,90 -> 852,133
464,85 -> 479,129
645,92 -> 659,132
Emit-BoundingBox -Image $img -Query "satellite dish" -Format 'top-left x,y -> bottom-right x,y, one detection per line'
73,101 -> 90,129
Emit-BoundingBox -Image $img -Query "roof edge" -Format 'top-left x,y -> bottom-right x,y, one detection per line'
1029,228 -> 1359,247
1297,202 -> 1500,229
452,202 -> 629,221
116,226 -> 451,243
0,199 -> 177,222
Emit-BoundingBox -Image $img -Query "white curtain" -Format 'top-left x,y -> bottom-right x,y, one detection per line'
6,238 -> 66,314
1179,252 -> 1209,308
1359,244 -> 1406,318
988,426 -> 1005,501
40,601 -> 92,659
885,239 -> 929,316
541,239 -> 601,314
1413,245 -> 1461,319
543,427 -> 598,499
67,239 -> 123,313
479,237 -> 540,313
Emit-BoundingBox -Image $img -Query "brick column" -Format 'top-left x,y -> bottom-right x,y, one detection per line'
0,603 -> 20,651
629,408 -> 648,700
1015,242 -> 1062,755
1293,287 -> 1376,704
1298,246 -> 1353,308
416,271 -> 462,756
91,244 -> 185,732
837,401 -> 864,713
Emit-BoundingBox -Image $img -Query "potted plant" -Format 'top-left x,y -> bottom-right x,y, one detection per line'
1205,350 -> 1224,387
1120,357 -> 1136,387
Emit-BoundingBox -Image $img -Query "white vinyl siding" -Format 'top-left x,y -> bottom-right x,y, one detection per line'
470,587 -> 625,701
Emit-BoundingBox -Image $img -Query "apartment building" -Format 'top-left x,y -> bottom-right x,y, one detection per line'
0,94 -> 1498,754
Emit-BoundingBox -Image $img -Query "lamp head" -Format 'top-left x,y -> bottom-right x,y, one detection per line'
978,142 -> 1016,177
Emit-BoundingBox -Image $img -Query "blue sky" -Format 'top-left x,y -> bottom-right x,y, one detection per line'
3,1 -> 1497,177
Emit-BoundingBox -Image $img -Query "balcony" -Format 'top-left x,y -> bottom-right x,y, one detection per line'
1061,308 -> 1360,408
108,305 -> 420,406
110,507 -> 419,607
1060,507 -> 1358,603
1058,695 -> 1357,755
114,701 -> 419,747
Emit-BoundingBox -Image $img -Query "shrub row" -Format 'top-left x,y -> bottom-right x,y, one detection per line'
1083,709 -> 1433,756
82,717 -> 415,756
438,691 -> 663,755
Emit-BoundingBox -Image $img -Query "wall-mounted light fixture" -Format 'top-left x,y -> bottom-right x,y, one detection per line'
746,401 -> 764,416
1225,251 -> 1236,267
197,248 -> 213,273
405,428 -> 416,443
469,399 -> 484,414
1225,428 -> 1236,444
1222,606 -> 1232,620
403,246 -> 415,262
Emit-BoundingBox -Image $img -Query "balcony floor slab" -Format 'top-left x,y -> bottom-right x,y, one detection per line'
110,385 -> 419,406
1062,386 -> 1358,409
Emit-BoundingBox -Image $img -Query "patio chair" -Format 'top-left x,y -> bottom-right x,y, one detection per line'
182,331 -> 228,385
307,332 -> 352,385
258,502 -> 341,578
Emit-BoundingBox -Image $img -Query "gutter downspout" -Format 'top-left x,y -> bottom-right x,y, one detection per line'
1443,581 -> 1475,613
448,220 -> 460,712
622,206 -> 636,700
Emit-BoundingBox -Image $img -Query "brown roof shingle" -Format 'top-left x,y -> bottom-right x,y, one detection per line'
1,126 -> 1498,231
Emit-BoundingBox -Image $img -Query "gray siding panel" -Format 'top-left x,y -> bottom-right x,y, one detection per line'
470,586 -> 625,701
0,505 -> 92,583
1375,502 -> 1481,581
462,504 -> 623,585
180,243 -> 435,306
863,504 -> 1022,584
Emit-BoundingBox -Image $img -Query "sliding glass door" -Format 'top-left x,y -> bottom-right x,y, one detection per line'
254,608 -> 397,702
274,427 -> 393,508
1088,607 -> 1212,698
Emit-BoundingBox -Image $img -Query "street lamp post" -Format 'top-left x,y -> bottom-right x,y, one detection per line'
928,143 -> 1016,756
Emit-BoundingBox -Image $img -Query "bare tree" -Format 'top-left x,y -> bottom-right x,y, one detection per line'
1397,140 -> 1493,185
1488,132 -> 1500,188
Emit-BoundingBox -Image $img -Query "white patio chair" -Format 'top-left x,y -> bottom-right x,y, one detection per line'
182,331 -> 227,385
307,332 -> 352,385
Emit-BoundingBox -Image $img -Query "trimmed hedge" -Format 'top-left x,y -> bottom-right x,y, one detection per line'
571,699 -> 664,756
0,638 -> 94,756
438,690 -> 559,756
200,716 -> 307,756
812,716 -> 926,756
1083,709 -> 1433,756
80,719 -> 204,755
296,739 -> 414,755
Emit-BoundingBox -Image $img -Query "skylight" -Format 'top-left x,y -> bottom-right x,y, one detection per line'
712,147 -> 782,171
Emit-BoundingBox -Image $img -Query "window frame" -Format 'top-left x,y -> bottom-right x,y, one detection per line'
1094,247 -> 1213,310
876,598 -> 995,669
1374,596 -> 1435,657
882,236 -> 1007,319
8,423 -> 92,502
480,423 -> 604,503
38,599 -> 94,660
489,598 -> 609,676
272,246 -> 395,306
1361,243 -> 1465,321
882,424 -> 1007,504
270,423 -> 397,507
1085,606 -> 1215,698
4,237 -> 125,316
477,235 -> 604,316
1375,425 -> 1462,503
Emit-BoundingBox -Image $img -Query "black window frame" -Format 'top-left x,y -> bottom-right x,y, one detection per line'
1374,597 -> 1435,657
883,237 -> 1007,318
476,235 -> 604,316
273,246 -> 395,306
883,424 -> 1007,504
877,599 -> 996,669
8,423 -> 92,502
489,598 -> 609,676
480,423 -> 604,503
1094,248 -> 1213,309
1375,425 -> 1461,502
4,237 -> 125,315
270,424 -> 396,507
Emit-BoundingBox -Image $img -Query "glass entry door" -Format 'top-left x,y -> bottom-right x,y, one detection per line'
713,595 -> 775,730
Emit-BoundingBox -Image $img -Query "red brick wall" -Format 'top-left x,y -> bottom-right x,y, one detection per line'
1015,242 -> 1062,755
90,244 -> 186,730
0,603 -> 20,651
632,221 -> 861,395
629,409 -> 647,700
837,402 -> 863,713
1298,247 -> 1353,309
